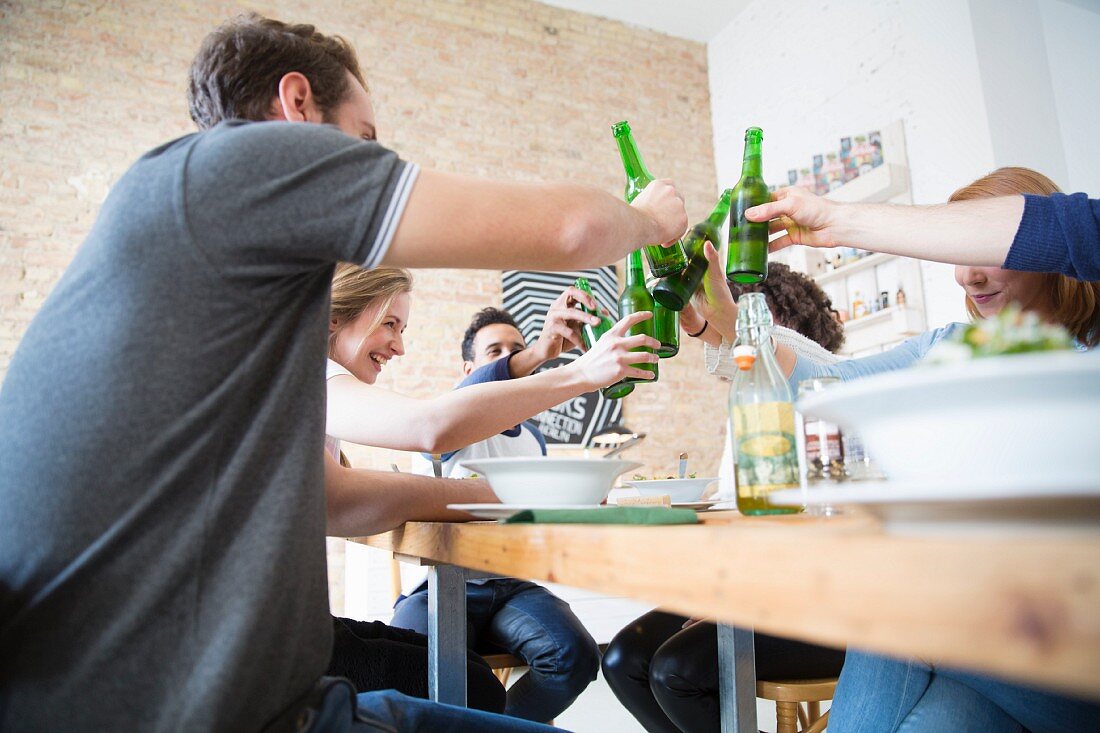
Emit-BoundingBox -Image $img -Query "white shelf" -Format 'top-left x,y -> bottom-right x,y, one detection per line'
841,305 -> 926,354
785,120 -> 920,355
843,305 -> 921,331
814,251 -> 894,286
825,163 -> 910,204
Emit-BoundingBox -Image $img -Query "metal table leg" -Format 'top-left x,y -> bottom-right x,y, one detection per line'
717,623 -> 758,733
427,564 -> 467,706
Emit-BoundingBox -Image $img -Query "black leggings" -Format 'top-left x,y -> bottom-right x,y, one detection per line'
326,616 -> 507,714
602,610 -> 846,733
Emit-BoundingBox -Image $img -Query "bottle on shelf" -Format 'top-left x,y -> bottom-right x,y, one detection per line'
729,292 -> 801,515
851,290 -> 867,319
896,286 -> 907,307
612,121 -> 688,278
727,127 -> 770,285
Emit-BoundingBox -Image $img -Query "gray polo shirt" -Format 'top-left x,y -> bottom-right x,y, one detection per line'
0,120 -> 418,731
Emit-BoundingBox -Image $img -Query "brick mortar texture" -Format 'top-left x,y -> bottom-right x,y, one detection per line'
1,0 -> 726,504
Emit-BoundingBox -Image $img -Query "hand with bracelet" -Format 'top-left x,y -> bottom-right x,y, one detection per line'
680,240 -> 800,377
680,240 -> 738,347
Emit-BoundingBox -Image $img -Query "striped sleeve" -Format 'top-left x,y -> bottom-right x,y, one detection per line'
361,162 -> 420,269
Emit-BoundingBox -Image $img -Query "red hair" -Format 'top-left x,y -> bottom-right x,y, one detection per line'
949,167 -> 1099,347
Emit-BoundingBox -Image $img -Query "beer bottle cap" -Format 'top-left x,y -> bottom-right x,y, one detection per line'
733,345 -> 757,370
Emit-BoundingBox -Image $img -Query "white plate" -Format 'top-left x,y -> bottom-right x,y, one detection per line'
609,499 -> 721,510
796,351 -> 1100,486
769,478 -> 1100,534
672,499 -> 723,510
622,477 -> 720,503
458,457 -> 642,506
448,503 -> 604,520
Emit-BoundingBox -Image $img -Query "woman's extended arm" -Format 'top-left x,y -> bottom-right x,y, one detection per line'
685,241 -> 949,387
323,451 -> 496,536
748,186 -> 1025,268
683,241 -> 801,378
326,311 -> 659,453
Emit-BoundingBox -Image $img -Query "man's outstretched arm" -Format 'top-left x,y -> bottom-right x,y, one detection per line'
383,171 -> 687,271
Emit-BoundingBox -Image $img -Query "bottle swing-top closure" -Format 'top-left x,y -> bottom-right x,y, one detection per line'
733,344 -> 757,371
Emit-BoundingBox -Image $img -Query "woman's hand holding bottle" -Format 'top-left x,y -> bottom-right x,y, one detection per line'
571,311 -> 660,389
681,241 -> 738,345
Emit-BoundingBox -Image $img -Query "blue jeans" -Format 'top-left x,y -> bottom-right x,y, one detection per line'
390,579 -> 600,722
303,678 -> 565,732
829,650 -> 1100,733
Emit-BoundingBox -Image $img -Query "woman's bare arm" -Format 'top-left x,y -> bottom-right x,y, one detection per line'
324,451 -> 496,537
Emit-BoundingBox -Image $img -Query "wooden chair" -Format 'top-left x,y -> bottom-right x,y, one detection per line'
756,677 -> 836,733
482,653 -> 528,686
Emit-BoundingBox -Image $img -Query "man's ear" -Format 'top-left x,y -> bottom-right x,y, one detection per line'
462,360 -> 475,376
266,72 -> 324,123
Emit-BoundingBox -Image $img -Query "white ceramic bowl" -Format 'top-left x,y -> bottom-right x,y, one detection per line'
458,457 -> 642,506
623,478 -> 720,503
796,351 -> 1100,487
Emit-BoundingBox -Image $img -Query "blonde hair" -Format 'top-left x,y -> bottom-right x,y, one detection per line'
329,264 -> 413,357
949,167 -> 1099,347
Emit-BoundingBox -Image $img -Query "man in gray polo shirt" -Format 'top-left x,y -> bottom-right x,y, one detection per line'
0,13 -> 687,733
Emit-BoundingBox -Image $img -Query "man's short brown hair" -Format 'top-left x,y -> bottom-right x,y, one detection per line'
188,12 -> 367,130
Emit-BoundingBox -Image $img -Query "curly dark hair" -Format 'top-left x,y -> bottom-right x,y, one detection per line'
461,307 -> 521,362
728,262 -> 845,353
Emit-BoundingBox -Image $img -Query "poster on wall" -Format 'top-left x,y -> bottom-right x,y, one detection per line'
502,268 -> 622,446
781,129 -> 886,195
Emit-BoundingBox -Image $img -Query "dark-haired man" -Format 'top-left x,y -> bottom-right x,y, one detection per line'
399,297 -> 601,723
0,12 -> 686,733
425,288 -> 595,479
421,307 -> 548,479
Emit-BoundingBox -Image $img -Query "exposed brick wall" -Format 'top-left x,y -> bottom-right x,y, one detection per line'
1,0 -> 724,609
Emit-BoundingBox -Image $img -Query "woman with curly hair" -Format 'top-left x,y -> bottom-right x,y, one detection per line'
601,262 -> 847,733
662,167 -> 1098,733
726,261 -> 846,352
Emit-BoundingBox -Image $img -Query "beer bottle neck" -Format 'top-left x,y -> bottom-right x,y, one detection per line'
735,292 -> 773,347
741,140 -> 763,178
573,278 -> 595,313
615,131 -> 654,188
707,188 -> 734,227
625,250 -> 645,285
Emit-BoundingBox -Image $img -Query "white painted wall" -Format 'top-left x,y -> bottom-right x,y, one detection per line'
708,0 -> 1100,333
708,0 -> 996,208
1039,0 -> 1100,195
707,0 -> 995,330
970,0 -> 1070,187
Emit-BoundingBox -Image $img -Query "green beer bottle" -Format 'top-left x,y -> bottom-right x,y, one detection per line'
573,277 -> 635,399
652,188 -> 734,311
612,121 -> 688,278
601,376 -> 635,400
619,249 -> 658,384
727,127 -> 770,284
729,292 -> 800,515
573,277 -> 614,350
647,278 -> 680,357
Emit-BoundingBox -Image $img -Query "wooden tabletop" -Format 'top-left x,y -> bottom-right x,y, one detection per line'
354,510 -> 1100,701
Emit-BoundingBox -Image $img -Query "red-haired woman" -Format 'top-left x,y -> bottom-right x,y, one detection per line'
684,167 -> 1098,733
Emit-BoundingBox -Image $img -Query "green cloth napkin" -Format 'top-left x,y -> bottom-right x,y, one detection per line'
503,507 -> 699,525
